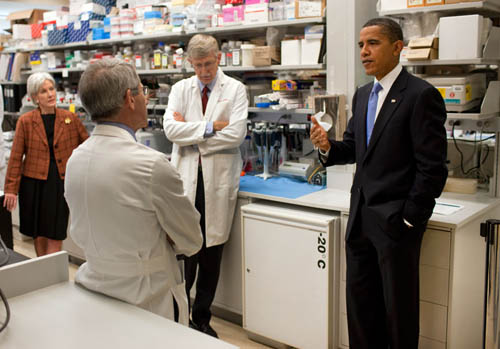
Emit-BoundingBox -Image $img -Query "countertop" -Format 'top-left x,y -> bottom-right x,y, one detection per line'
239,177 -> 500,230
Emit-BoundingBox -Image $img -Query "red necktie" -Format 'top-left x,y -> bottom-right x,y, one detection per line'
202,86 -> 209,114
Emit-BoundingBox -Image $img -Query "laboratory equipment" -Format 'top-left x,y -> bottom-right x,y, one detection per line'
278,161 -> 313,181
242,202 -> 340,349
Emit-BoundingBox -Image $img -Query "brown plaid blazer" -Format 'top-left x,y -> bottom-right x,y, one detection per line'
4,108 -> 89,194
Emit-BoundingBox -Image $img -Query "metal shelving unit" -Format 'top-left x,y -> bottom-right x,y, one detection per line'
248,107 -> 313,114
4,17 -> 325,52
402,58 -> 500,66
379,0 -> 500,17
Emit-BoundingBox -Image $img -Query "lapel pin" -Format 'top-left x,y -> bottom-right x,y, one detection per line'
65,117 -> 71,124
391,99 -> 396,103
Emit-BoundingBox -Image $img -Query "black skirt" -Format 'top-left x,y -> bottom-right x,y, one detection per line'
18,113 -> 69,240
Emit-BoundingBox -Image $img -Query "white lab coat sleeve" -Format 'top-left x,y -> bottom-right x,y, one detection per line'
151,155 -> 203,256
200,83 -> 248,156
163,81 -> 207,146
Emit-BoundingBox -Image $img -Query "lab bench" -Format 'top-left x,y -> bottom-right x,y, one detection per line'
211,175 -> 500,349
0,252 -> 237,349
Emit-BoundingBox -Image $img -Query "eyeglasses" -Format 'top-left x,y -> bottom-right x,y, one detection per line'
130,86 -> 149,97
192,60 -> 217,70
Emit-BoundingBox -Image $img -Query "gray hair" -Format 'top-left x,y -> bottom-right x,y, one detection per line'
27,72 -> 55,105
78,58 -> 140,121
187,34 -> 219,59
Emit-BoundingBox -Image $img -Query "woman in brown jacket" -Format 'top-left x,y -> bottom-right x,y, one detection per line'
3,72 -> 89,256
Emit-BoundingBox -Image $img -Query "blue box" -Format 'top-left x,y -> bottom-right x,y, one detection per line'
48,28 -> 67,46
92,27 -> 110,40
67,21 -> 91,43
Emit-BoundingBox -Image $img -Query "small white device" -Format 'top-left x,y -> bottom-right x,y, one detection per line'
279,161 -> 313,181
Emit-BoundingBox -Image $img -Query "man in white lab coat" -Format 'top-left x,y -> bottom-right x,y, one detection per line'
164,34 -> 248,337
65,58 -> 203,325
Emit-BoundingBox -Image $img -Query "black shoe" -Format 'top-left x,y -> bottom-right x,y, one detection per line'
189,320 -> 198,330
197,322 -> 218,338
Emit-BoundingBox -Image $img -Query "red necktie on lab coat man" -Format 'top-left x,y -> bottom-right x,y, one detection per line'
202,86 -> 209,114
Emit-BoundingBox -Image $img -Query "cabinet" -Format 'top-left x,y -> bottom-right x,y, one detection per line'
339,201 -> 500,349
241,201 -> 340,349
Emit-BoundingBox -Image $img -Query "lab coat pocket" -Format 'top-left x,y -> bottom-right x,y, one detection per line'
213,100 -> 230,122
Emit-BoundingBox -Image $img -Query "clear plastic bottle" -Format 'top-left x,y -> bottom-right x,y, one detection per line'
232,41 -> 242,66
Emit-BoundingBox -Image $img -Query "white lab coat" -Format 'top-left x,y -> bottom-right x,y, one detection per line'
64,125 -> 203,325
164,69 -> 248,247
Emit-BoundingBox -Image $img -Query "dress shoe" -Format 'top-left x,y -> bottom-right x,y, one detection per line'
197,322 -> 218,338
189,320 -> 198,330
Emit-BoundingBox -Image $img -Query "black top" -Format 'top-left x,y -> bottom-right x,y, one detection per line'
41,113 -> 56,160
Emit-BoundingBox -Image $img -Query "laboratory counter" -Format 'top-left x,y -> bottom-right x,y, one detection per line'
211,175 -> 500,349
237,174 -> 500,230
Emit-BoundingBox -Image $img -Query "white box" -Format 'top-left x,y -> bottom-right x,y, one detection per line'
12,24 -> 32,40
423,73 -> 487,105
281,39 -> 301,65
43,10 -> 69,22
244,4 -> 269,24
379,0 -> 407,11
80,3 -> 106,15
301,38 -> 321,64
439,15 -> 483,59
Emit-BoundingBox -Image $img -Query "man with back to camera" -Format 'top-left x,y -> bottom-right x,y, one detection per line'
64,58 -> 203,324
310,18 -> 448,348
163,34 -> 248,338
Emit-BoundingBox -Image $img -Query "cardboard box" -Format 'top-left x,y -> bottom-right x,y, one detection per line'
281,39 -> 301,65
7,9 -> 47,28
12,24 -> 32,40
244,3 -> 269,24
380,0 -> 407,11
67,20 -> 91,43
439,15 -> 483,59
47,27 -> 68,46
301,38 -> 322,64
252,46 -> 280,66
31,23 -> 44,39
445,0 -> 481,3
223,5 -> 245,25
408,36 -> 439,49
295,0 -> 325,18
425,0 -> 444,5
407,0 -> 424,7
406,47 -> 438,60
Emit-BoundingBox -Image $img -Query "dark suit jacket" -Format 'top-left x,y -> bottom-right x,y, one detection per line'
5,108 -> 89,194
324,68 -> 448,240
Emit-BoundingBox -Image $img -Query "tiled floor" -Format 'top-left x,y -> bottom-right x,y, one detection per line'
12,237 -> 272,349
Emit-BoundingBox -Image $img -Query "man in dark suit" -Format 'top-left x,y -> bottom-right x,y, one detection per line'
310,18 -> 448,349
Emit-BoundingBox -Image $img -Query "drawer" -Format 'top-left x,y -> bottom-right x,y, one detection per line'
419,336 -> 446,349
421,229 -> 451,269
420,265 -> 449,306
420,301 -> 448,342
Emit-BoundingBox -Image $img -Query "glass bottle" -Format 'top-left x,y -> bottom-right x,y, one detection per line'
232,41 -> 242,66
219,42 -> 228,66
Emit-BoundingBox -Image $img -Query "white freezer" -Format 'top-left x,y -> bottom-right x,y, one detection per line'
241,201 -> 340,349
